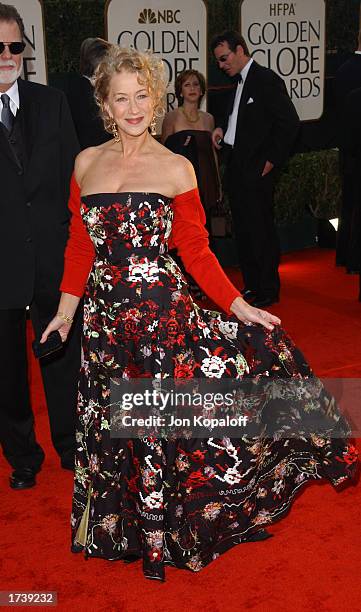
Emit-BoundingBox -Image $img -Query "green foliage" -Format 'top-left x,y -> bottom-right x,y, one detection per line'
43,0 -> 106,73
207,0 -> 239,85
207,0 -> 238,41
327,0 -> 361,52
274,150 -> 341,225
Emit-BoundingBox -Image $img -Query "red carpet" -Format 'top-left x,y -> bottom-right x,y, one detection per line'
1,248 -> 360,611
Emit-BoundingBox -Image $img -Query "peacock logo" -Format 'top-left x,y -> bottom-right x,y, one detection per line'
138,8 -> 157,24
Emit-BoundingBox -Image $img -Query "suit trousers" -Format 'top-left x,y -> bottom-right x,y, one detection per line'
0,296 -> 81,470
227,171 -> 280,299
336,170 -> 361,272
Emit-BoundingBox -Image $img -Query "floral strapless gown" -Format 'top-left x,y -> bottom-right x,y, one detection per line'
71,192 -> 357,581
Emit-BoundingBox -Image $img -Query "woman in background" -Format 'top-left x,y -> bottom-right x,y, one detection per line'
162,70 -> 222,297
161,69 -> 221,228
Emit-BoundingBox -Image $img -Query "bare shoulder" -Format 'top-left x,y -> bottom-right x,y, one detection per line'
74,145 -> 104,185
167,151 -> 197,194
201,110 -> 215,130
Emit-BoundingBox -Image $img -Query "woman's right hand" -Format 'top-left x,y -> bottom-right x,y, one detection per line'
212,127 -> 224,150
40,314 -> 72,344
40,293 -> 80,344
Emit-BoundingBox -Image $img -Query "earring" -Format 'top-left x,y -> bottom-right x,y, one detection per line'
150,115 -> 157,136
111,120 -> 121,143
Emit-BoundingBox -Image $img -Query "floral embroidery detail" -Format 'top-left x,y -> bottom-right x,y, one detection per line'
202,502 -> 222,521
101,514 -> 119,535
200,354 -> 227,378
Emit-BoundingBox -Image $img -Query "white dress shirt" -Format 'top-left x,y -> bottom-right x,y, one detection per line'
0,80 -> 19,122
224,58 -> 253,147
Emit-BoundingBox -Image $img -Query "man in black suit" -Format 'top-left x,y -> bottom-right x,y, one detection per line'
66,37 -> 111,150
0,3 -> 80,488
340,86 -> 361,299
211,31 -> 299,308
334,32 -> 361,271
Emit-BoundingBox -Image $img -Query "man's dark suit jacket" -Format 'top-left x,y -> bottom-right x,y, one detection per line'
333,54 -> 361,269
341,87 -> 361,169
0,78 -> 79,309
334,54 -> 361,114
342,88 -> 361,277
223,61 -> 299,183
66,74 -> 111,150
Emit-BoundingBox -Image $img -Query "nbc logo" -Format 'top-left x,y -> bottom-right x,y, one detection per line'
138,9 -> 157,24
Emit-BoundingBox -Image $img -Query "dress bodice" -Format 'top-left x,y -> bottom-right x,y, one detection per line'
81,192 -> 173,263
61,177 -> 241,312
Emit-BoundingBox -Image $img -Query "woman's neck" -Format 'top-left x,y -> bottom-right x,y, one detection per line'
116,129 -> 153,158
180,101 -> 200,123
182,100 -> 199,114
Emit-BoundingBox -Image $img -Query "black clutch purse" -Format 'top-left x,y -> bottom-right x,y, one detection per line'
32,330 -> 63,359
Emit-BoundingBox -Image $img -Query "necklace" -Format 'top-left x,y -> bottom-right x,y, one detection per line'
180,106 -> 200,123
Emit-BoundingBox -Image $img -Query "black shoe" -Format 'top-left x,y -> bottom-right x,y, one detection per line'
243,529 -> 273,542
251,296 -> 279,308
9,467 -> 37,490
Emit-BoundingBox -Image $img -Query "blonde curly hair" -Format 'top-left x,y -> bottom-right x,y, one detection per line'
93,45 -> 167,134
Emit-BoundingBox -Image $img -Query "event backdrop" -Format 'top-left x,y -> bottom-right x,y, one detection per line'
39,0 -> 360,76
12,0 -> 361,148
240,0 -> 326,121
11,0 -> 47,83
105,0 -> 207,112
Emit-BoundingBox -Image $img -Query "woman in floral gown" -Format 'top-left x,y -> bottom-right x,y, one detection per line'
42,46 -> 358,581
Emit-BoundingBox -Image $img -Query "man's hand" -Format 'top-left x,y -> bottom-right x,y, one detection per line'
262,160 -> 274,176
212,127 -> 224,150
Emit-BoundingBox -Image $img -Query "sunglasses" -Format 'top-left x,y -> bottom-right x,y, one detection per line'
215,51 -> 233,65
0,41 -> 26,55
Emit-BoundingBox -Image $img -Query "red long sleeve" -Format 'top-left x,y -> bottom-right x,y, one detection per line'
60,174 -> 95,296
169,188 -> 241,313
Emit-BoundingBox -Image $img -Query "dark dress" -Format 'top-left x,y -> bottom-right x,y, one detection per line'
62,183 -> 358,581
165,130 -> 221,226
164,130 -> 221,298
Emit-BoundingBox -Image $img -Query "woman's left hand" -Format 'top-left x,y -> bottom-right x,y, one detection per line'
230,296 -> 281,331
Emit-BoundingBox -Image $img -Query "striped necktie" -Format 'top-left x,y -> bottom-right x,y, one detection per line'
1,94 -> 14,132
